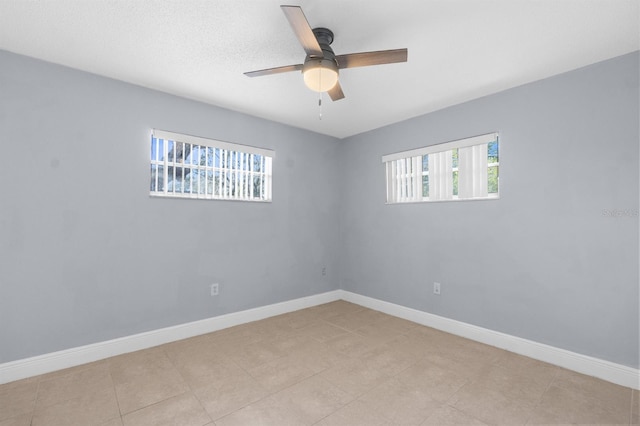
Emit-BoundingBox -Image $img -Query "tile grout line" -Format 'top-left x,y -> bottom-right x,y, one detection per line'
440,376 -> 472,420
159,345 -> 216,425
105,361 -> 124,425
28,374 -> 42,426
630,389 -> 636,426
522,363 -> 561,426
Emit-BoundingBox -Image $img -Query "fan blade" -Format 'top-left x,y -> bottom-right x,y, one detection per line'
281,5 -> 323,57
244,64 -> 303,77
328,81 -> 345,101
335,48 -> 407,69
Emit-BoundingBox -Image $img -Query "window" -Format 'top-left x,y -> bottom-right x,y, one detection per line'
383,133 -> 499,203
150,129 -> 273,201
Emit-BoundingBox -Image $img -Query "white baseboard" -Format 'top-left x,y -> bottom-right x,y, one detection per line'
2,289 -> 638,390
0,290 -> 342,385
338,290 -> 640,390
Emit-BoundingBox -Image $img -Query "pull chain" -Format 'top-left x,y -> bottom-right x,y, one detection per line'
318,67 -> 323,120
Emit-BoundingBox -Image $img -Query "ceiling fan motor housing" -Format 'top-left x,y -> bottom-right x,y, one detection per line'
310,27 -> 337,61
301,27 -> 339,92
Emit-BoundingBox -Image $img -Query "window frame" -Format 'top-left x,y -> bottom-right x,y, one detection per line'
150,129 -> 274,202
382,133 -> 499,204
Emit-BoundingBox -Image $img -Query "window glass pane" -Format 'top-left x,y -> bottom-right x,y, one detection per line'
167,171 -> 176,191
201,146 -> 208,165
488,141 -> 499,163
488,166 -> 499,193
253,154 -> 263,172
186,168 -> 195,193
168,141 -> 179,163
253,175 -> 264,198
193,170 -> 200,194
214,171 -> 221,196
452,148 -> 459,196
179,167 -> 187,191
205,170 -> 213,194
422,175 -> 429,198
453,170 -> 458,196
150,165 -> 159,191
151,137 -> 159,161
166,140 -> 174,162
186,145 -> 195,165
226,173 -> 234,196
205,147 -> 213,167
422,155 -> 428,172
231,151 -> 238,171
176,142 -> 188,164
193,149 -> 198,167
191,146 -> 200,165
158,139 -> 165,161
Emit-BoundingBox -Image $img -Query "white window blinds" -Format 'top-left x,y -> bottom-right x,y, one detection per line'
150,130 -> 274,202
430,150 -> 453,201
383,133 -> 499,203
458,143 -> 488,199
385,156 -> 422,203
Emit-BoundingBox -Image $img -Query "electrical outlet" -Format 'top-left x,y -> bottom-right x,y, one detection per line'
433,282 -> 441,295
210,283 -> 219,296
322,266 -> 327,276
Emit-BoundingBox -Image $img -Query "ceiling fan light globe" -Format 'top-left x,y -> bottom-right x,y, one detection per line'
302,59 -> 339,92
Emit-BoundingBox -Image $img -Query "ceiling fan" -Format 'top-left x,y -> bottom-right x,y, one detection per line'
244,5 -> 408,101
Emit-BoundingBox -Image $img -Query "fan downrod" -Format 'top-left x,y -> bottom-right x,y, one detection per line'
312,27 -> 334,45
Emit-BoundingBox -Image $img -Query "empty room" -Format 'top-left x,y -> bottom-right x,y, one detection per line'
0,1 -> 638,425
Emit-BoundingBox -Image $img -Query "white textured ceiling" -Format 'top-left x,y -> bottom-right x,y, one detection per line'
0,0 -> 638,138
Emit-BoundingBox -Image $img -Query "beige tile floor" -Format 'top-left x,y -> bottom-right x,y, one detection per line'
1,300 -> 637,425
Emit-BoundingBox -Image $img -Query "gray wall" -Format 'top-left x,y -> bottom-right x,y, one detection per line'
1,49 -> 638,370
339,52 -> 639,368
0,50 -> 342,363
